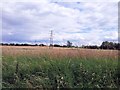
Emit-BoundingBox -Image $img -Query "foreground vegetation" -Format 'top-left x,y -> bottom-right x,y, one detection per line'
2,46 -> 119,89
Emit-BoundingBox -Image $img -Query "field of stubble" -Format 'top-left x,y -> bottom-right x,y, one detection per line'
2,46 -> 119,89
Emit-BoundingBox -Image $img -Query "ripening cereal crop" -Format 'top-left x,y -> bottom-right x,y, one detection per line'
2,46 -> 119,89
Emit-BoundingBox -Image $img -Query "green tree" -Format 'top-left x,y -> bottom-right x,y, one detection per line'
67,41 -> 72,47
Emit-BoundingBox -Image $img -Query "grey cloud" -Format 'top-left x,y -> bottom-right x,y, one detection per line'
1,1 -> 118,45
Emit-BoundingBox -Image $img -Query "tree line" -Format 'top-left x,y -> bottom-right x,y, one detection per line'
0,43 -> 46,46
82,41 -> 120,50
0,41 -> 120,50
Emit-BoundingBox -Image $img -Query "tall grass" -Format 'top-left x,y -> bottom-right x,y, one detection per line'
2,46 -> 119,89
2,55 -> 118,88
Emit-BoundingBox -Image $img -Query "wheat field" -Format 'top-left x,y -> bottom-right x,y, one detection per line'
2,46 -> 119,89
2,46 -> 118,58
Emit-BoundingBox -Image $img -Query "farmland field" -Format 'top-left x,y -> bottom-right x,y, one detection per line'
1,46 -> 119,89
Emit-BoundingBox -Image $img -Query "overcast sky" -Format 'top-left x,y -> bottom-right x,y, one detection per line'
1,0 -> 118,46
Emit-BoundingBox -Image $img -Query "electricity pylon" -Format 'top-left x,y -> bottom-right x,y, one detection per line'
49,30 -> 53,48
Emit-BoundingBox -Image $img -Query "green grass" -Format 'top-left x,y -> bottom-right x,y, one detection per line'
2,55 -> 119,89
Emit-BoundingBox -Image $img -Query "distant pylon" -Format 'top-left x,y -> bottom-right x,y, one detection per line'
49,30 -> 53,48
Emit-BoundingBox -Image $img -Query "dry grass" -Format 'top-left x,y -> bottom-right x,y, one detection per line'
2,46 -> 119,88
2,46 -> 118,59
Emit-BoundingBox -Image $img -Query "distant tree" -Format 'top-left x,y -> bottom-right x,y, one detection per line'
114,43 -> 120,50
35,44 -> 38,46
15,43 -> 20,46
67,41 -> 72,47
100,41 -> 109,49
89,45 -> 99,49
82,45 -> 99,49
54,44 -> 61,47
0,43 -> 9,46
9,43 -> 15,46
62,45 -> 67,47
39,44 -> 46,46
100,41 -> 120,50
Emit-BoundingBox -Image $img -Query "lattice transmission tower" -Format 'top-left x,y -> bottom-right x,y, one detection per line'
49,30 -> 53,48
